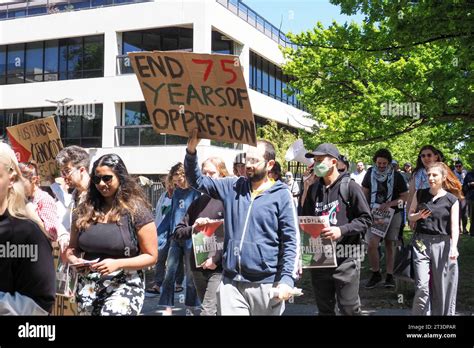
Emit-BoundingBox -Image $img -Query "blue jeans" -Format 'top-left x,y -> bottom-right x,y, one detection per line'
158,239 -> 200,307
153,235 -> 184,287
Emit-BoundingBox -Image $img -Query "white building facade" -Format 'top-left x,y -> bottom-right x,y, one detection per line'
0,0 -> 310,175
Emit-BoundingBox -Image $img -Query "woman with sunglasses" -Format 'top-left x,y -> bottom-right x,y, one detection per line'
407,145 -> 443,228
66,154 -> 157,315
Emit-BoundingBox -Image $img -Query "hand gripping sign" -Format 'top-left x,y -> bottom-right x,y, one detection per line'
129,51 -> 257,146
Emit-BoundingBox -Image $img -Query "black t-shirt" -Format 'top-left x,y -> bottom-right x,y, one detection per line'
362,168 -> 408,212
78,203 -> 154,260
415,188 -> 458,236
0,211 -> 55,313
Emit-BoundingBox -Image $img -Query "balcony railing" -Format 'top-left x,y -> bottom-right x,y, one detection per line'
216,0 -> 297,49
115,125 -> 188,146
0,0 -> 153,21
115,124 -> 243,149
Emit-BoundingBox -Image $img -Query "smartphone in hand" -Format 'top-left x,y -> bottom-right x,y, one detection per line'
418,203 -> 432,213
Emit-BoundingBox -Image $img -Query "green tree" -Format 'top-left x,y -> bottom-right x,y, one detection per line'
282,0 -> 473,166
257,121 -> 298,166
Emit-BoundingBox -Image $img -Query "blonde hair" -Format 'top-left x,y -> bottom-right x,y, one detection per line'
202,157 -> 230,178
0,146 -> 44,228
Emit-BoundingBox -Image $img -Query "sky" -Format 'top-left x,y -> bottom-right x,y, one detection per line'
242,0 -> 364,34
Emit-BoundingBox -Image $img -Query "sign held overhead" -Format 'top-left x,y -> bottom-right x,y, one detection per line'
129,51 -> 257,146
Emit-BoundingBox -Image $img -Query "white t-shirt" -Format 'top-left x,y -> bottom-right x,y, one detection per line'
351,170 -> 367,186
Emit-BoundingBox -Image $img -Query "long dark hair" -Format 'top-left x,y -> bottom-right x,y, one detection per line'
75,154 -> 150,230
413,145 -> 444,175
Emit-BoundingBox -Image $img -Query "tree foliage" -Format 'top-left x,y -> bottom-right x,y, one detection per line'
282,0 -> 473,167
257,121 -> 298,166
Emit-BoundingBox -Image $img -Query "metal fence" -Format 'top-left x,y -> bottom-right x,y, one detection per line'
216,0 -> 297,49
143,181 -> 165,214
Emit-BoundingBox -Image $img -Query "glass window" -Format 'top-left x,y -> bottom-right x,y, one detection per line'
26,41 -> 44,83
261,59 -> 269,93
122,32 -> 142,53
44,40 -> 59,81
0,110 -> 5,138
124,102 -> 149,125
178,29 -> 193,51
7,43 -> 25,84
0,46 -> 6,85
276,68 -> 282,101
92,0 -> 113,6
23,108 -> 42,122
256,54 -> 262,92
5,109 -> 23,127
83,35 -> 103,78
82,105 -> 102,138
269,63 -> 276,97
212,31 -> 233,54
58,39 -> 68,80
142,32 -> 162,51
67,37 -> 83,79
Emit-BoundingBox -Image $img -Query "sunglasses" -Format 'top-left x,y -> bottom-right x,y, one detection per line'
338,169 -> 345,173
455,164 -> 462,167
420,153 -> 433,158
92,175 -> 113,185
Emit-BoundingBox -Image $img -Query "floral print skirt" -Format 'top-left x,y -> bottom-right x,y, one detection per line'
76,269 -> 145,316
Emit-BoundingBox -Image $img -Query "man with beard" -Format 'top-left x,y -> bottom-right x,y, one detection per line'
55,146 -> 91,252
184,129 -> 299,315
362,149 -> 408,289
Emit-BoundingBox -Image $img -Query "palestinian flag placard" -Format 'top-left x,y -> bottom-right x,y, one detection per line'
192,219 -> 224,267
299,216 -> 337,268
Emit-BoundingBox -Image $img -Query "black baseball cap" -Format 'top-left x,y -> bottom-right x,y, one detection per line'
305,143 -> 340,159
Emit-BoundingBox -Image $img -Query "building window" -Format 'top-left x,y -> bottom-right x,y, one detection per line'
0,35 -> 103,85
119,102 -> 187,146
0,106 -> 102,148
0,46 -> 6,85
7,43 -> 25,84
25,41 -> 44,83
249,51 -> 303,109
122,27 -> 193,54
212,30 -> 234,54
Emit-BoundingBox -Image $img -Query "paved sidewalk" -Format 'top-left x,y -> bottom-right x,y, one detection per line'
140,294 -> 412,316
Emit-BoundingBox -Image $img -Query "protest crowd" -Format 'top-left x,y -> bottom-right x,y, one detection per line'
0,131 -> 471,316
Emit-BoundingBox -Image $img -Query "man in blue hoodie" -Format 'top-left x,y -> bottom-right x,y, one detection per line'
185,129 -> 300,315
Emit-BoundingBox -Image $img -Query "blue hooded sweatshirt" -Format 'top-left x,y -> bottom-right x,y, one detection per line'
184,151 -> 300,287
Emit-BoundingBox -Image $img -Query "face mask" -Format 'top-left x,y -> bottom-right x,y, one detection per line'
314,162 -> 330,177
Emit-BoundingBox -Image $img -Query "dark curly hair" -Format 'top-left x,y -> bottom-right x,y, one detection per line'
75,154 -> 150,230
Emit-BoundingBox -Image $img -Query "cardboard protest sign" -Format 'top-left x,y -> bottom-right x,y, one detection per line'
7,116 -> 63,179
129,51 -> 257,146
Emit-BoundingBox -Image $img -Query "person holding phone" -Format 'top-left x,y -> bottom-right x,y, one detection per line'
408,162 -> 461,315
66,154 -> 157,315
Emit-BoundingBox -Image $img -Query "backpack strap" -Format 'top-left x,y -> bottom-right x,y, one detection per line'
339,176 -> 352,209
